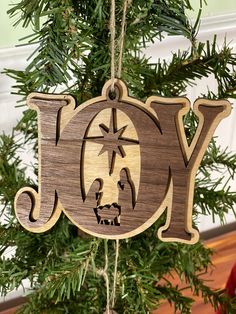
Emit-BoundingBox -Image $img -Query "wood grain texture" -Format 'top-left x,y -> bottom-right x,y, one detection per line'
0,306 -> 21,314
155,231 -> 236,314
14,79 -> 231,243
1,231 -> 235,314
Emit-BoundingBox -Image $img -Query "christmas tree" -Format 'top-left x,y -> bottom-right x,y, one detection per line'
1,0 -> 236,313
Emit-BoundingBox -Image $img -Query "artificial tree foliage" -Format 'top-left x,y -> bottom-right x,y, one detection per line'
1,0 -> 236,313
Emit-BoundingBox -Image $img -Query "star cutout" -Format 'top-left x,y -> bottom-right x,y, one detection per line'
86,108 -> 139,175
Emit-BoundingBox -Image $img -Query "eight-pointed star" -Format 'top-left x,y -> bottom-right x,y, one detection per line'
86,108 -> 139,174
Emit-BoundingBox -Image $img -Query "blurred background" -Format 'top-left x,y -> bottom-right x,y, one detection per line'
0,1 -> 236,312
1,0 -> 235,231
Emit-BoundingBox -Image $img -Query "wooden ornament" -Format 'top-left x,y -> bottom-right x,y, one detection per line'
14,79 -> 231,244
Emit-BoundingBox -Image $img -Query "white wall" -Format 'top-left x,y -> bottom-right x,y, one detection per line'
0,46 -> 33,133
145,13 -> 236,231
0,10 -> 236,304
1,14 -> 236,228
1,14 -> 236,233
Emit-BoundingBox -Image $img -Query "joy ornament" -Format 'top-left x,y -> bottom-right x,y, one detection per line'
14,79 -> 231,244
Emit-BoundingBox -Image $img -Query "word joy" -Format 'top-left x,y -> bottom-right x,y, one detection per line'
14,80 -> 231,244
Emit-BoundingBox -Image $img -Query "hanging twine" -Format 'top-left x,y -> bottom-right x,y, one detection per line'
118,0 -> 132,78
97,240 -> 110,313
110,0 -> 116,90
99,240 -> 119,314
110,0 -> 131,88
111,239 -> 120,308
100,1 -> 130,313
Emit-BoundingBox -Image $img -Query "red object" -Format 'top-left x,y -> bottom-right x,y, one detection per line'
216,263 -> 236,314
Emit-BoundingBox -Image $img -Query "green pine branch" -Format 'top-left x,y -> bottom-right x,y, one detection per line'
1,0 -> 236,313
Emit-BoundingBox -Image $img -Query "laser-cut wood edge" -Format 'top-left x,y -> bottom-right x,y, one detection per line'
157,98 -> 232,244
14,79 -> 232,245
14,93 -> 76,234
